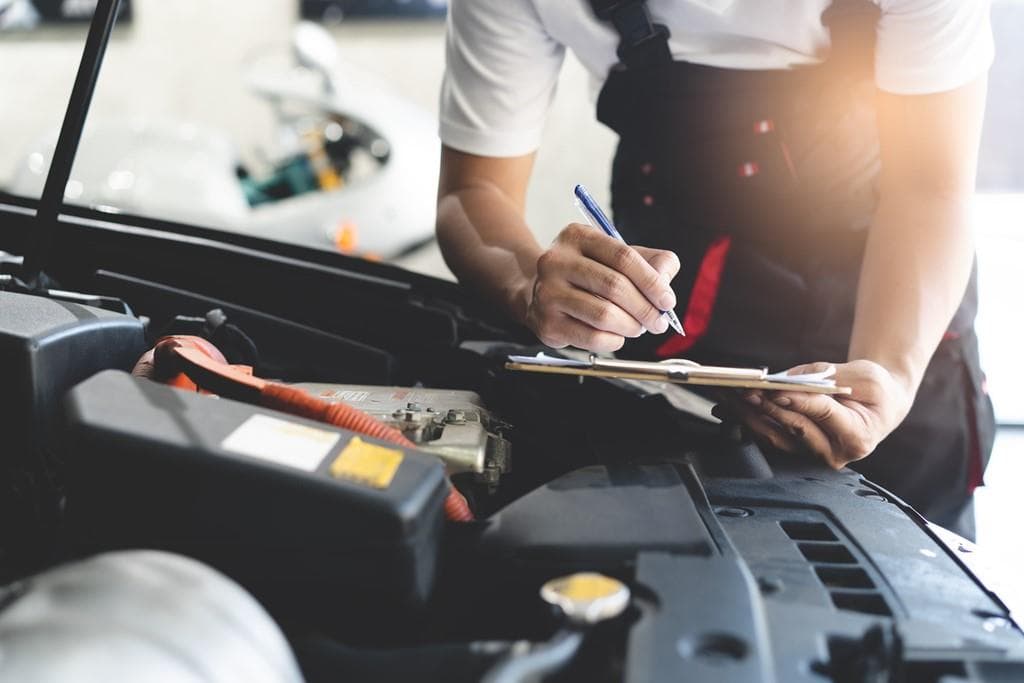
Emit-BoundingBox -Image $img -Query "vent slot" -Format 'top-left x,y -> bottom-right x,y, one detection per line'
815,566 -> 875,589
780,521 -> 838,542
830,591 -> 893,617
783,519 -> 895,618
798,543 -> 857,565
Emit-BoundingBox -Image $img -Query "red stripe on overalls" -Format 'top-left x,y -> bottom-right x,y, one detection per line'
656,235 -> 733,358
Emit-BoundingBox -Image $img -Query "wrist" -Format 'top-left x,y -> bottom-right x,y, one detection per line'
857,354 -> 920,400
508,277 -> 535,325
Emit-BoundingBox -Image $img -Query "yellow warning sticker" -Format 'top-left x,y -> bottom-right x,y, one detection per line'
329,437 -> 404,489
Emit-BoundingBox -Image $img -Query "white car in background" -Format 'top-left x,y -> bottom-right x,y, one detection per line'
10,21 -> 439,260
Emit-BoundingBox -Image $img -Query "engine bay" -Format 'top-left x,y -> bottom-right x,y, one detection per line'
1,4 -> 1021,677
2,272 -> 1023,682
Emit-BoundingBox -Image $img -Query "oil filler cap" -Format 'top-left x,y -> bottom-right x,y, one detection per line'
540,573 -> 630,625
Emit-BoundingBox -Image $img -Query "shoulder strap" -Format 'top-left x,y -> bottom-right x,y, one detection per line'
588,0 -> 672,69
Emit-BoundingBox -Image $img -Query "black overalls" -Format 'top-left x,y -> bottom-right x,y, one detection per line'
589,0 -> 995,537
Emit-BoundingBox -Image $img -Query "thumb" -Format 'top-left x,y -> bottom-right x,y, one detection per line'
785,362 -> 834,376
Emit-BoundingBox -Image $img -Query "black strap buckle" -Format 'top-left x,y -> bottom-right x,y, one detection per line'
590,0 -> 672,69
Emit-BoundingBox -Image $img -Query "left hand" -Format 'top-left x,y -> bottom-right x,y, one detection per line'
722,360 -> 915,470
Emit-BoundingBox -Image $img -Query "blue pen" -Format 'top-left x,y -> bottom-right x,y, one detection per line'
573,184 -> 685,336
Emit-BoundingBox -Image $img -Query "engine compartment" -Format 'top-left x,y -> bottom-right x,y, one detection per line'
0,191 -> 1020,682
1,276 -> 1022,683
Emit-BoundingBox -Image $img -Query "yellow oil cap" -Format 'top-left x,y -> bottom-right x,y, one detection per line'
540,573 -> 630,625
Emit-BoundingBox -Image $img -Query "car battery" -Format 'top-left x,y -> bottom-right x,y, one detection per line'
62,369 -> 448,619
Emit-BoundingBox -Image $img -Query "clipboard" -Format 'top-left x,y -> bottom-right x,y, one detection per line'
504,355 -> 852,395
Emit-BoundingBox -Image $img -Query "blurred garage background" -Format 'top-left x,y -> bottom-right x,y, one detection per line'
0,0 -> 1021,572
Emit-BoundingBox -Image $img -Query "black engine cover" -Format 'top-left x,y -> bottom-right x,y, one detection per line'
0,290 -> 145,568
63,370 -> 449,622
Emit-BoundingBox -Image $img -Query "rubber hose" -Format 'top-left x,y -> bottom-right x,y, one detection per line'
481,631 -> 584,683
260,384 -> 474,522
136,336 -> 474,522
261,383 -> 415,447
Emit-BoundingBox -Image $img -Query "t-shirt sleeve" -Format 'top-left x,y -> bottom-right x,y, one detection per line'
875,0 -> 994,95
440,0 -> 566,157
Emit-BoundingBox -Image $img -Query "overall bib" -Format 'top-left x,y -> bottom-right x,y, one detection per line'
589,0 -> 995,536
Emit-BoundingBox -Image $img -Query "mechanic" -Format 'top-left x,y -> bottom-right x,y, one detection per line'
434,0 -> 994,538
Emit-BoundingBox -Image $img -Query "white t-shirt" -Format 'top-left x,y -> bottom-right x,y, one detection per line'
440,0 -> 994,157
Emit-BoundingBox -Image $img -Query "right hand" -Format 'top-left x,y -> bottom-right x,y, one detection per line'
525,223 -> 681,352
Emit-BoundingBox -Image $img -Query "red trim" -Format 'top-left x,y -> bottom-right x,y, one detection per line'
657,236 -> 733,358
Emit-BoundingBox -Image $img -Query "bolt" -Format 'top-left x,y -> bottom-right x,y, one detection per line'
714,507 -> 753,518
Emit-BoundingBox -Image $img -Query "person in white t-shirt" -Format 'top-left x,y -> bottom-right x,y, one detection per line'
435,0 -> 995,535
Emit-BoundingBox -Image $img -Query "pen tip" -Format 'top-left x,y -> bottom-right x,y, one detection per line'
666,311 -> 685,336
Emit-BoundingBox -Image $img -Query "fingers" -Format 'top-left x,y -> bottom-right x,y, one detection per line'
528,273 -> 632,352
784,362 -> 834,376
745,392 -> 840,467
562,260 -> 669,333
540,313 -> 626,353
633,245 -> 681,280
564,225 -> 677,312
527,225 -> 682,352
766,391 -> 840,427
555,287 -> 645,338
745,413 -> 804,454
722,398 -> 805,454
772,391 -> 873,462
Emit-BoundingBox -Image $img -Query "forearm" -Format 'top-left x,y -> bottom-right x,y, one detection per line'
731,79 -> 987,469
849,78 -> 986,397
436,183 -> 543,323
849,193 -> 975,394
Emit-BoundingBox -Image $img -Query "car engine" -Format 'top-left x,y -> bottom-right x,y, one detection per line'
1,286 -> 1022,683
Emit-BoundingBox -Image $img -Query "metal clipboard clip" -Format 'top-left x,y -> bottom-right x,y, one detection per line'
589,356 -> 767,381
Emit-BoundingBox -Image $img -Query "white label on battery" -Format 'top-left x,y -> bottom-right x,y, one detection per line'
221,414 -> 339,472
335,390 -> 370,403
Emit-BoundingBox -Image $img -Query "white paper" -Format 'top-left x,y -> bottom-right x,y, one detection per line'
764,366 -> 837,387
507,352 -> 590,368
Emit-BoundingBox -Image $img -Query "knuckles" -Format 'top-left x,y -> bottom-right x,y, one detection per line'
592,302 -> 618,328
532,309 -> 566,348
598,270 -> 629,301
662,250 -> 682,276
650,249 -> 681,279
609,244 -> 639,274
535,249 -> 560,276
847,436 -> 874,461
559,223 -> 589,244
